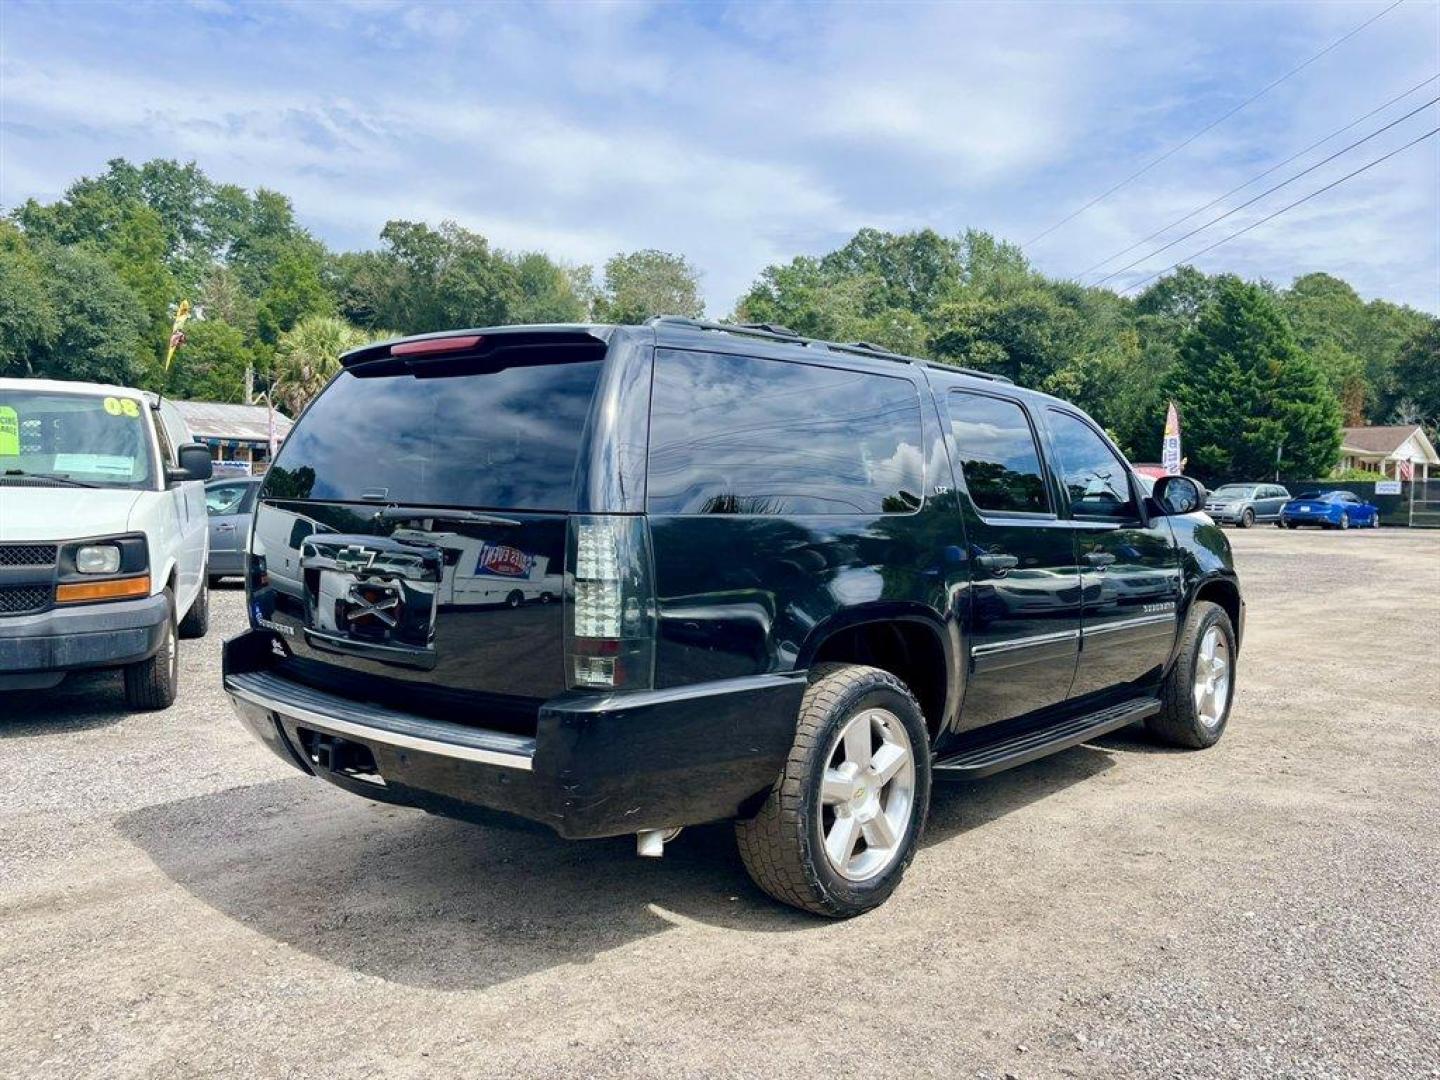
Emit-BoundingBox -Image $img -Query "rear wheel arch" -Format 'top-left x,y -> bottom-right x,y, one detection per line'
799,609 -> 955,742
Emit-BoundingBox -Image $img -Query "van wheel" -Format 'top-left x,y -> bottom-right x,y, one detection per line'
735,663 -> 931,918
1146,600 -> 1235,749
1238,508 -> 1255,528
506,590 -> 523,608
178,576 -> 209,639
124,590 -> 179,711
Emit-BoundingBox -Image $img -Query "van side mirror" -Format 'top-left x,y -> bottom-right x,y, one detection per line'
168,443 -> 214,483
1152,474 -> 1204,515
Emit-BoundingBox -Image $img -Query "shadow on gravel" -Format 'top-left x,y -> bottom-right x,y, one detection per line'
0,669 -> 130,737
927,743 -> 1115,841
117,740 -> 1118,991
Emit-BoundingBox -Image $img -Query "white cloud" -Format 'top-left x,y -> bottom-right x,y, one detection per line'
0,0 -> 1435,313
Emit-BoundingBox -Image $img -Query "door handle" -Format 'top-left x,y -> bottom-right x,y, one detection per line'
216,524 -> 236,532
975,553 -> 1019,573
1083,552 -> 1116,568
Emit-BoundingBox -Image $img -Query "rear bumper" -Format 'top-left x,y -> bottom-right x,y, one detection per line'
0,593 -> 169,681
223,629 -> 805,839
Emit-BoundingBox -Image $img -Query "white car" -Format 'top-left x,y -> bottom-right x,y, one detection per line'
0,378 -> 213,709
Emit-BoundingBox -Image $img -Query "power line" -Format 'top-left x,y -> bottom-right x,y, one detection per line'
1024,0 -> 1406,248
1091,94 -> 1439,286
1076,72 -> 1440,279
1117,126 -> 1439,294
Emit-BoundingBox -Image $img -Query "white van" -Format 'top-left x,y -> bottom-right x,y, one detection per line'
0,378 -> 213,709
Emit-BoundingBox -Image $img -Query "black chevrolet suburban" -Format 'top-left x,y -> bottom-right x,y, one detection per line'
224,318 -> 1242,917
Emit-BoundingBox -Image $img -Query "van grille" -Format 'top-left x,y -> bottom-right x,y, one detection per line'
0,584 -> 51,615
0,544 -> 58,567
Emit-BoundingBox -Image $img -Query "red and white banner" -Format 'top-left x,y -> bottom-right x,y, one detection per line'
1161,402 -> 1183,475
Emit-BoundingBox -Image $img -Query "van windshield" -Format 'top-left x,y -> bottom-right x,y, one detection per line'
0,390 -> 155,489
263,351 -> 604,510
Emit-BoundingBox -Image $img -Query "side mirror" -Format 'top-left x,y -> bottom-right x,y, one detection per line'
168,442 -> 214,483
1152,474 -> 1205,515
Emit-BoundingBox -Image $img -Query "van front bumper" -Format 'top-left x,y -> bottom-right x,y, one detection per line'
222,629 -> 806,839
0,593 -> 169,687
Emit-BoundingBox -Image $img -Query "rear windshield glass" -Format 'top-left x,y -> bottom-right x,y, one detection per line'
0,390 -> 155,489
264,349 -> 603,510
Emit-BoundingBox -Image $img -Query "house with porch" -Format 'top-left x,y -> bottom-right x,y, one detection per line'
1337,425 -> 1438,482
172,399 -> 294,475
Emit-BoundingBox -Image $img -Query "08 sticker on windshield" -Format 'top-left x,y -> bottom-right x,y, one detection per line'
103,396 -> 141,418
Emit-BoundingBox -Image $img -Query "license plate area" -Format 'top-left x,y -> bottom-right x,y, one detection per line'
297,728 -> 385,786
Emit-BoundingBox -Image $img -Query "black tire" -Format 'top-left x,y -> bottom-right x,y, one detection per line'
1339,512 -> 1350,530
735,663 -> 931,918
1285,520 -> 1298,529
506,590 -> 523,608
1146,600 -> 1235,749
178,575 -> 209,639
124,590 -> 179,711
1239,508 -> 1255,528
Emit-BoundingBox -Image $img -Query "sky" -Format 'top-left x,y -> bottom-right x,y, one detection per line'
1,0 -> 1437,314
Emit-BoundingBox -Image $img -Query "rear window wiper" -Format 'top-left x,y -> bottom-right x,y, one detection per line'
375,506 -> 520,527
2,469 -> 101,488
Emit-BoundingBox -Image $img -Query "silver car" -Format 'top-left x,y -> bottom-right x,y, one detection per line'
1203,483 -> 1290,528
204,477 -> 261,582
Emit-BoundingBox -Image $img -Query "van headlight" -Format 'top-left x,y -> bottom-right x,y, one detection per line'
75,544 -> 123,574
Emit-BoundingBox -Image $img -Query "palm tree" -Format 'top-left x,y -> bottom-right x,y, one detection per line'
271,315 -> 373,415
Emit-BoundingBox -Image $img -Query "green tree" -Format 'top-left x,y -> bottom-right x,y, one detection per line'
595,249 -> 703,323
1388,320 -> 1440,436
0,223 -> 58,376
507,251 -> 589,324
36,244 -> 149,386
1168,278 -> 1342,483
336,220 -> 517,333
166,319 -> 252,402
271,314 -> 370,415
254,242 -> 332,344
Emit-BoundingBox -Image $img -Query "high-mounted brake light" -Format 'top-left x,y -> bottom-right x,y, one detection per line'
390,335 -> 483,357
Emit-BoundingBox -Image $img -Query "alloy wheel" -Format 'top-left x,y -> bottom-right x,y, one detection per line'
1193,626 -> 1230,730
819,708 -> 916,882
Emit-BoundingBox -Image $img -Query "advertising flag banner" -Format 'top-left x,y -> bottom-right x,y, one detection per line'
1162,402 -> 1183,475
164,300 -> 192,371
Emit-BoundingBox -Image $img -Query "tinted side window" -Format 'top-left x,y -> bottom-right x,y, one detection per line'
647,350 -> 924,515
947,392 -> 1049,514
1047,410 -> 1137,519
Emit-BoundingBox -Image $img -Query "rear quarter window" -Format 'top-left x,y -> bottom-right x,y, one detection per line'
646,349 -> 924,515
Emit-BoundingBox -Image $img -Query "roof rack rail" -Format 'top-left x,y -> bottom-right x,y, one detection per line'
924,360 -> 1013,384
647,315 -> 803,344
646,315 -> 1013,383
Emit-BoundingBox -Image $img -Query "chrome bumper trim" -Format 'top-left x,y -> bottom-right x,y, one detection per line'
226,678 -> 535,772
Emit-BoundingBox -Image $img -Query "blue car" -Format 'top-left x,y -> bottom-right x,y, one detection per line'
1279,489 -> 1380,530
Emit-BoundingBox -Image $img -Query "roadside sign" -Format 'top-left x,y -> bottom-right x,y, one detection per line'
1375,480 -> 1402,495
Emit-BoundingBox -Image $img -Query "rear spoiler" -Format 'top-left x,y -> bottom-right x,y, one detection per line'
339,325 -> 610,369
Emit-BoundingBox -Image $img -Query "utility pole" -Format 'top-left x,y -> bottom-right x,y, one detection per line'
1275,437 -> 1285,483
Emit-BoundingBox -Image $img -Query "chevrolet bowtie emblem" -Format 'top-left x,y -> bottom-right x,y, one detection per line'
335,545 -> 376,572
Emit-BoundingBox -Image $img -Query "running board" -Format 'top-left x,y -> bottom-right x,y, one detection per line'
934,698 -> 1160,778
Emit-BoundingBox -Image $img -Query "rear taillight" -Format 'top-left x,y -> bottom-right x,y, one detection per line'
566,516 -> 655,690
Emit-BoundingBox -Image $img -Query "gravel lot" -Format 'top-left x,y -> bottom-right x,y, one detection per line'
3,528 -> 1438,1079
